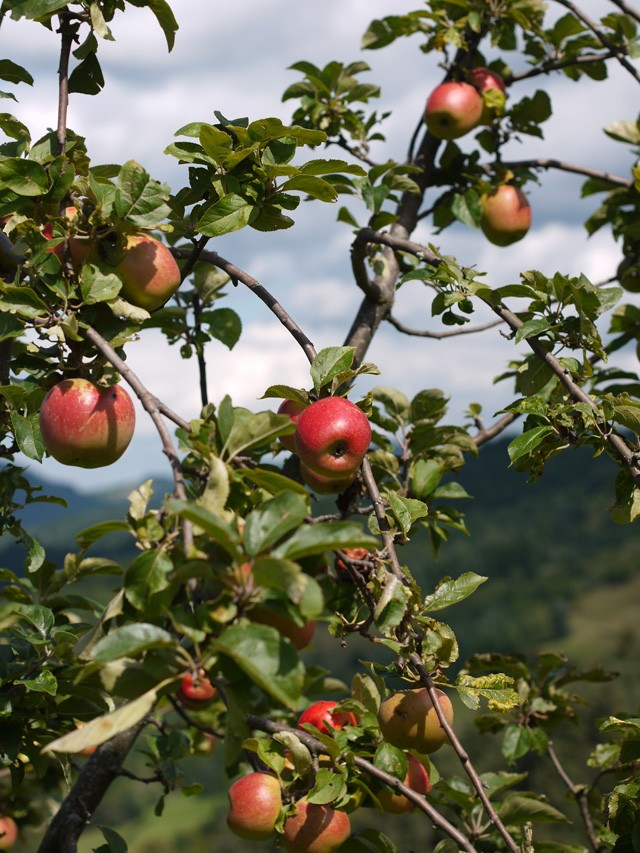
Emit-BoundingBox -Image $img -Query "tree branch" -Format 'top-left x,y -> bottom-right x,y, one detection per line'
546,741 -> 603,853
480,158 -> 632,188
387,314 -> 502,339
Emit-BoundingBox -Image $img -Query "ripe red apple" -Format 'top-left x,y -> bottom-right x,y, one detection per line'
278,398 -> 307,452
480,184 -> 531,246
227,772 -> 282,841
378,687 -> 453,754
39,378 -> 135,468
250,605 -> 316,650
298,462 -> 358,495
294,397 -> 371,482
114,232 -> 181,311
469,66 -> 506,122
377,753 -> 431,814
0,815 -> 17,851
283,800 -> 350,853
424,81 -> 483,140
177,668 -> 217,709
297,700 -> 357,734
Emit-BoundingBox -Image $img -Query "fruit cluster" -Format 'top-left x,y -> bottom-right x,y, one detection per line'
424,68 -> 531,247
277,396 -> 372,494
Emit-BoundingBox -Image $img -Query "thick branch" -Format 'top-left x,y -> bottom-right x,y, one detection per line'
37,722 -> 146,853
409,656 -> 519,853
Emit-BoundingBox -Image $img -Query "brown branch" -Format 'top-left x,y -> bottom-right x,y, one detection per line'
360,456 -> 405,582
546,741 -> 603,853
474,412 -> 520,447
509,51 -> 618,83
55,13 -> 79,156
551,0 -> 640,82
37,721 -> 146,853
387,314 -> 503,339
246,714 -> 479,853
171,247 -> 317,365
409,656 -> 520,853
480,159 -> 632,188
608,0 -> 640,25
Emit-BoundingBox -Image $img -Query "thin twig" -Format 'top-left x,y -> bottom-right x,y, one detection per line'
360,456 -> 405,582
479,159 -> 631,189
409,655 -> 520,853
546,741 -> 603,853
387,314 -> 503,338
55,13 -> 78,156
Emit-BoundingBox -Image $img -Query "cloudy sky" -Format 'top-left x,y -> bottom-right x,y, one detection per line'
4,0 -> 639,491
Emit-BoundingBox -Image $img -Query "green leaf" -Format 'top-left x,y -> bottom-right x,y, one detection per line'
310,347 -> 355,392
374,574 -> 409,632
281,174 -> 337,202
124,551 -> 173,610
306,768 -> 348,805
221,410 -> 292,460
507,426 -> 555,463
197,193 -> 254,237
0,59 -> 34,86
243,492 -> 308,557
455,673 -> 520,711
114,160 -> 172,226
75,519 -> 131,549
0,285 -> 49,319
385,492 -> 428,535
142,0 -> 178,51
165,500 -> 242,560
91,623 -> 175,662
10,411 -> 44,460
214,623 -> 304,710
498,792 -> 570,825
11,603 -> 54,638
273,521 -> 378,560
514,317 -> 553,344
0,156 -> 47,194
68,51 -> 104,95
423,573 -> 488,613
604,119 -> 640,145
16,669 -> 57,695
201,307 -> 242,350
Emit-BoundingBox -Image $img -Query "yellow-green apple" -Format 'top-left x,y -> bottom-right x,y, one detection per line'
39,378 -> 135,468
278,398 -> 307,452
0,815 -> 17,851
480,184 -> 531,246
114,232 -> 181,311
469,66 -> 506,122
283,800 -> 350,852
177,668 -> 217,709
298,700 -> 357,734
377,753 -> 431,814
424,81 -> 483,140
377,687 -> 453,754
250,604 -> 316,650
294,397 -> 371,483
226,772 -> 282,841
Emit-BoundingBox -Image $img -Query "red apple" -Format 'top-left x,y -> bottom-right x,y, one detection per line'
177,668 -> 217,709
114,232 -> 181,311
227,772 -> 282,841
297,700 -> 357,734
377,753 -> 431,814
469,66 -> 506,94
39,378 -> 135,468
480,184 -> 531,246
278,398 -> 307,452
283,800 -> 350,853
294,397 -> 371,482
334,547 -> 370,577
0,815 -> 17,851
424,81 -> 483,140
299,462 -> 358,495
377,687 -> 453,754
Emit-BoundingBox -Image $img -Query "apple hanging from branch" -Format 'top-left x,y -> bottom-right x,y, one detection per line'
177,668 -> 217,709
377,753 -> 431,814
226,772 -> 282,841
282,800 -> 351,852
297,700 -> 357,734
0,815 -> 17,851
480,184 -> 531,246
424,81 -> 483,140
39,378 -> 136,468
377,687 -> 454,754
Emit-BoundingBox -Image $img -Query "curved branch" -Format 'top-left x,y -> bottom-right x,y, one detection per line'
246,714 -> 479,853
171,247 -> 317,365
509,51 -> 618,83
546,741 -> 602,853
387,314 -> 503,339
360,456 -> 405,582
609,0 -> 640,25
409,656 -> 520,853
474,412 -> 520,447
480,159 -> 632,188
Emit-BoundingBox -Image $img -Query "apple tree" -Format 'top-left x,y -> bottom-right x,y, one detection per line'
1,0 -> 640,850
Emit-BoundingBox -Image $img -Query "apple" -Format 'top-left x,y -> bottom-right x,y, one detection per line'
377,687 -> 453,754
177,668 -> 217,709
298,700 -> 357,734
294,397 -> 371,481
469,66 -> 506,122
0,815 -> 17,851
250,605 -> 316,650
298,462 -> 358,495
377,753 -> 431,814
43,206 -> 85,267
113,232 -> 181,311
39,378 -> 135,468
424,81 -> 483,140
480,184 -> 531,246
334,547 -> 370,577
283,800 -> 350,853
278,399 -> 307,452
226,772 -> 282,841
